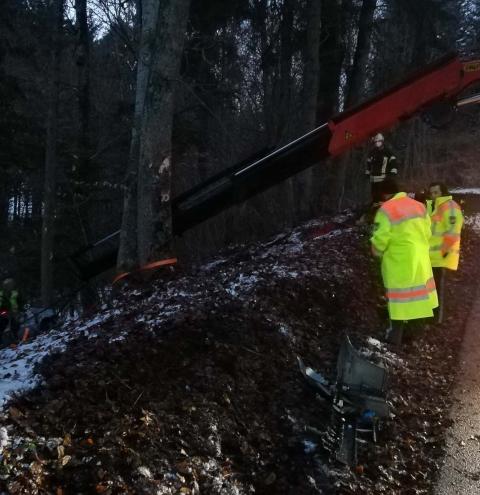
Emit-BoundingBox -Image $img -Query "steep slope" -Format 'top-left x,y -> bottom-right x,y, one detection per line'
1,212 -> 479,494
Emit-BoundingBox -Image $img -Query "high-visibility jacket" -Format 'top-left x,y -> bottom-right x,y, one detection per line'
426,199 -> 433,216
429,195 -> 463,270
0,289 -> 19,313
371,192 -> 438,320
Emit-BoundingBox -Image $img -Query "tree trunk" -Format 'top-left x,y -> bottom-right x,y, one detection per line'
136,0 -> 191,264
311,0 -> 346,216
117,0 -> 144,272
74,0 -> 98,309
316,0 -> 346,122
0,184 -> 7,227
276,0 -> 294,142
74,0 -> 92,240
75,0 -> 90,178
297,0 -> 322,217
335,0 -> 378,211
41,0 -> 63,306
255,0 -> 274,145
31,173 -> 43,227
345,0 -> 377,108
275,0 -> 295,225
303,0 -> 322,130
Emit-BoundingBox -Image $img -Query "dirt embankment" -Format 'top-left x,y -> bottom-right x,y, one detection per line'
1,212 -> 480,495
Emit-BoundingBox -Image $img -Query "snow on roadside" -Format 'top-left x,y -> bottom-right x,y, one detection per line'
0,312 -> 113,408
465,213 -> 480,233
451,188 -> 480,195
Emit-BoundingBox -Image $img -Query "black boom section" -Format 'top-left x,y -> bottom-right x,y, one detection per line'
71,123 -> 332,279
172,123 -> 331,234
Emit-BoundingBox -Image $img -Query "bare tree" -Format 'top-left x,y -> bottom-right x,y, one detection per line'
335,0 -> 378,211
345,0 -> 378,108
75,0 -> 90,177
297,0 -> 322,217
302,0 -> 322,130
119,0 -> 191,268
117,0 -> 143,272
41,0 -> 64,306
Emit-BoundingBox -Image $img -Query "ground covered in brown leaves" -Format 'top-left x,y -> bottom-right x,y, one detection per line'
1,211 -> 479,495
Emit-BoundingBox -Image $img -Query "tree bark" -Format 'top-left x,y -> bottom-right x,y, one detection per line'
297,0 -> 322,217
0,184 -> 7,227
117,0 -> 144,272
136,0 -> 191,264
75,0 -> 90,178
316,0 -> 346,122
41,0 -> 63,306
276,0 -> 294,142
334,0 -> 378,211
310,0 -> 346,215
255,0 -> 274,145
345,0 -> 377,108
302,0 -> 322,130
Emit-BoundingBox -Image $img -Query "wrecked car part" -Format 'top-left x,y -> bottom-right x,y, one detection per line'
298,335 -> 389,465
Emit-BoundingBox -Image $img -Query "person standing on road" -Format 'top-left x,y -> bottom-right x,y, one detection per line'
370,179 -> 438,345
365,133 -> 399,204
428,182 -> 464,324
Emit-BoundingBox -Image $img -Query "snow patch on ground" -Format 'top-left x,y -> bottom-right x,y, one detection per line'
451,188 -> 480,195
203,258 -> 228,271
0,213 -> 354,412
465,213 -> 480,233
361,336 -> 405,367
303,439 -> 317,454
226,273 -> 260,297
0,311 -> 113,407
312,227 -> 351,241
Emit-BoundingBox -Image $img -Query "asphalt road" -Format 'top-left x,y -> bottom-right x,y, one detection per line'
435,286 -> 480,494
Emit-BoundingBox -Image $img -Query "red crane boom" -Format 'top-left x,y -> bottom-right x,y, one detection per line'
71,54 -> 480,280
328,55 -> 480,156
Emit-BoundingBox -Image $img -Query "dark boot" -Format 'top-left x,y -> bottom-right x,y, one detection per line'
386,320 -> 404,345
432,268 -> 445,324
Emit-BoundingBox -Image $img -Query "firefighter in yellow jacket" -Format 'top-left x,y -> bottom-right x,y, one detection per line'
428,182 -> 464,323
371,179 -> 438,345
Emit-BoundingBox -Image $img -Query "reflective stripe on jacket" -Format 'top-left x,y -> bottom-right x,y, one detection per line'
371,192 -> 438,320
429,195 -> 463,270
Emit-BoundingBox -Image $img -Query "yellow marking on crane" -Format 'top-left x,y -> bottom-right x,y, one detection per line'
464,61 -> 480,72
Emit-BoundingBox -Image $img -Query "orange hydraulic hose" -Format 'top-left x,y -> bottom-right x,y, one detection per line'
112,258 -> 178,285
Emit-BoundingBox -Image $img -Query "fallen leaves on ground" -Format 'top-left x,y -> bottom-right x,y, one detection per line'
0,213 -> 479,494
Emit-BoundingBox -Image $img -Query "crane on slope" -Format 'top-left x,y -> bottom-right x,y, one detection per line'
70,53 -> 480,281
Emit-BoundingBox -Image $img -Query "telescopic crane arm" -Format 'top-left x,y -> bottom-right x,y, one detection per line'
71,54 -> 480,280
327,55 -> 480,157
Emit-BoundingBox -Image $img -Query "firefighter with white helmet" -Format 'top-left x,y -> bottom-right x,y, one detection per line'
365,133 -> 399,203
